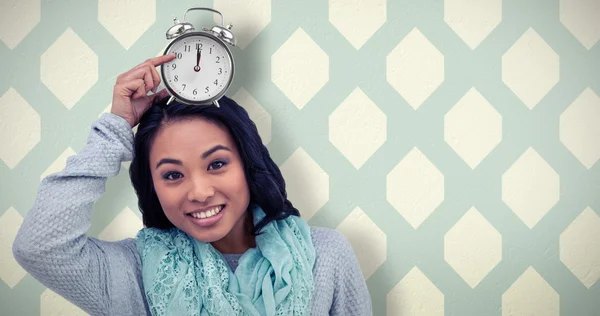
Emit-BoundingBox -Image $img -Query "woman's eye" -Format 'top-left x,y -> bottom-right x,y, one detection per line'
163,171 -> 183,180
208,160 -> 226,170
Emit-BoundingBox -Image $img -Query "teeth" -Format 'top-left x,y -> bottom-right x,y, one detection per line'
189,205 -> 223,219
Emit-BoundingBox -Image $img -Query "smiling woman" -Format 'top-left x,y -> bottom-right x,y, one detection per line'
12,55 -> 372,316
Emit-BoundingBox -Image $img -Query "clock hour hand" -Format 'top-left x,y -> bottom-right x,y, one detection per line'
194,46 -> 201,72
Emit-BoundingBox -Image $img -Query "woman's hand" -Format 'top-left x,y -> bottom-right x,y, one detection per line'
111,54 -> 176,127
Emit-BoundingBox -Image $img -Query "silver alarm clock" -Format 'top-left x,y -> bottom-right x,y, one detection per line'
161,7 -> 236,107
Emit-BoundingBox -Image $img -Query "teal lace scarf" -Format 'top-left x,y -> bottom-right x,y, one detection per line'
135,205 -> 316,315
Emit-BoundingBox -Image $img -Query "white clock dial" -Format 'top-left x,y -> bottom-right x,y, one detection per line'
162,34 -> 233,103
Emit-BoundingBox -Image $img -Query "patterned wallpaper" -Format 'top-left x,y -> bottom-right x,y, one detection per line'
0,0 -> 599,315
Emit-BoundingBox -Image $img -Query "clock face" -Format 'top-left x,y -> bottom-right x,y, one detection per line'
162,33 -> 234,104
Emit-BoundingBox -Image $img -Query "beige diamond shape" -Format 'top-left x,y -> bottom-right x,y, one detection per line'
444,207 -> 502,288
502,147 -> 560,228
560,207 -> 600,289
329,88 -> 386,169
0,207 -> 27,289
98,0 -> 156,49
502,267 -> 559,316
272,28 -> 329,110
0,88 -> 41,169
329,0 -> 386,49
559,0 -> 600,49
0,0 -> 40,49
387,147 -> 444,228
502,28 -> 559,109
387,28 -> 444,109
387,266 -> 444,316
444,0 -> 502,49
41,28 -> 98,109
560,88 -> 600,169
444,88 -> 502,169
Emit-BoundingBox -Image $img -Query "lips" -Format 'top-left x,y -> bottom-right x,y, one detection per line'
186,205 -> 226,228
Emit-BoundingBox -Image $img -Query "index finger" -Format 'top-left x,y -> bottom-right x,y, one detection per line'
151,54 -> 177,66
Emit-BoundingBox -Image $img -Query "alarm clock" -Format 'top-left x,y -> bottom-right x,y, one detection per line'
161,7 -> 236,107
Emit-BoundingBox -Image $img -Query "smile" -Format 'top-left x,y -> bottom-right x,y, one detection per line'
187,205 -> 224,219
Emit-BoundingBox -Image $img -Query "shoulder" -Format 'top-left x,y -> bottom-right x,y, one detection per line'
310,226 -> 353,256
309,226 -> 358,274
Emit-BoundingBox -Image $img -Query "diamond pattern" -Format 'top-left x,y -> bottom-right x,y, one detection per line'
387,28 -> 444,109
444,88 -> 502,169
560,207 -> 600,289
41,28 -> 98,109
279,147 -> 329,221
336,207 -> 387,279
0,88 -> 41,169
2,2 -> 599,315
214,0 -> 271,49
444,207 -> 502,288
329,88 -> 386,169
0,0 -> 40,49
502,267 -> 559,316
272,28 -> 329,109
98,0 -> 156,50
559,0 -> 600,49
444,0 -> 502,49
329,0 -> 386,49
502,147 -> 560,228
502,28 -> 559,109
0,207 -> 27,289
387,148 -> 444,229
387,267 -> 444,316
560,87 -> 600,169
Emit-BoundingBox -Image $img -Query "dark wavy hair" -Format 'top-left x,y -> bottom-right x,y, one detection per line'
129,95 -> 299,235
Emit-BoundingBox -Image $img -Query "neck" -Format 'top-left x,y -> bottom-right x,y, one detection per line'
211,210 -> 256,254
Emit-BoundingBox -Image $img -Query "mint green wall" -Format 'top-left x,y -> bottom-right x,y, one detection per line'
1,0 -> 599,315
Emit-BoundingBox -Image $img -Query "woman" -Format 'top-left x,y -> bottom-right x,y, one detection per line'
12,55 -> 372,315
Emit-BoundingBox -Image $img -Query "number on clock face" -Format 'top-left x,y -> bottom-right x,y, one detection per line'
163,34 -> 232,102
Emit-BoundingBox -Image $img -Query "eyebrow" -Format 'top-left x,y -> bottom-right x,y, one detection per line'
155,158 -> 182,169
202,144 -> 231,159
154,145 -> 232,169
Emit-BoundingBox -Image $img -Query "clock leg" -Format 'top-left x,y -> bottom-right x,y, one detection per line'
213,100 -> 220,108
166,96 -> 175,105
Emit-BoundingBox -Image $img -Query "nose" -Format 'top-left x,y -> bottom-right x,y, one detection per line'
187,176 -> 215,203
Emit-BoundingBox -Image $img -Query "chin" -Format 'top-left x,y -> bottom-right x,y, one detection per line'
189,230 -> 226,243
183,218 -> 233,243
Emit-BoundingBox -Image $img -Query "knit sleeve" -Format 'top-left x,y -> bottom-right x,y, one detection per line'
12,113 -> 147,315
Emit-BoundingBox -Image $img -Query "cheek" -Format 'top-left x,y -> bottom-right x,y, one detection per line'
234,169 -> 250,202
152,181 -> 183,217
